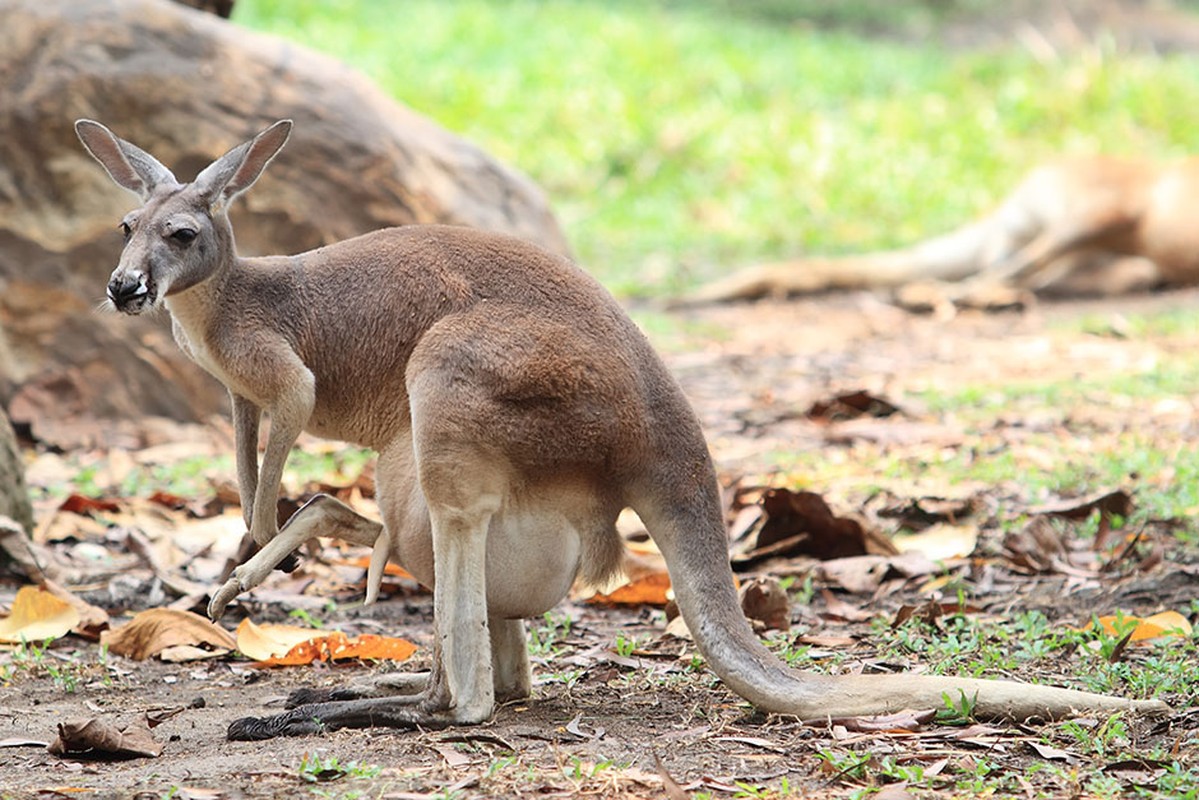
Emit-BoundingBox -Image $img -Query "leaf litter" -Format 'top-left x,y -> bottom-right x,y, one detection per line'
0,292 -> 1196,797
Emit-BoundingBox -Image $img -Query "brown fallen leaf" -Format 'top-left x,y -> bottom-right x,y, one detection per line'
817,552 -> 935,594
871,492 -> 984,530
158,644 -> 230,663
819,588 -> 876,622
807,389 -> 900,421
48,717 -> 163,759
732,488 -> 896,567
0,585 -> 81,644
0,737 -> 50,748
101,608 -> 236,661
891,523 -> 978,560
1003,516 -> 1071,574
810,709 -> 937,731
1027,741 -> 1074,760
737,576 -> 790,631
1029,489 -> 1134,520
714,734 -> 788,753
793,633 -> 859,648
892,599 -> 981,629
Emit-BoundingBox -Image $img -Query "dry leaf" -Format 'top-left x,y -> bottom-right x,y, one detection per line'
0,737 -> 50,748
252,631 -> 417,667
1027,741 -> 1074,760
738,576 -> 790,631
101,608 -> 236,661
327,555 -> 416,581
811,709 -> 936,731
663,614 -> 693,640
158,644 -> 231,663
807,389 -> 900,421
732,488 -> 896,568
1088,611 -> 1192,643
40,580 -> 109,637
0,585 -> 81,644
892,523 -> 978,560
892,599 -> 981,629
1003,516 -> 1072,573
235,617 -> 324,661
817,552 -> 937,594
585,572 -> 672,607
873,784 -> 916,800
872,493 -> 983,530
1030,489 -> 1134,520
58,494 -> 121,516
48,717 -> 163,759
819,589 -> 875,622
794,633 -> 858,647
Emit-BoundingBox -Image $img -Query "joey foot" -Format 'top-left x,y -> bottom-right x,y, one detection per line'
277,551 -> 301,572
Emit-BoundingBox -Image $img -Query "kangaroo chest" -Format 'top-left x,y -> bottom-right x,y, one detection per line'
165,306 -> 267,407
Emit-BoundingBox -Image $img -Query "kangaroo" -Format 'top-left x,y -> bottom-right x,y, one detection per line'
76,120 -> 1168,741
682,157 -> 1199,305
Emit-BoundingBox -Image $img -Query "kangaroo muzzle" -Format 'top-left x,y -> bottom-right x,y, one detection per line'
107,271 -> 152,314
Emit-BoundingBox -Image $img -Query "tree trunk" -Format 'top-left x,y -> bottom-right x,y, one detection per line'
0,408 -> 33,535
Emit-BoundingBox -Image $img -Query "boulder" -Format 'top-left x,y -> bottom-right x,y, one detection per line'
0,0 -> 570,445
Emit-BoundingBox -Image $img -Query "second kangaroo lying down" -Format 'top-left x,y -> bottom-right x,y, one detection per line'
684,157 -> 1199,305
77,120 -> 1168,740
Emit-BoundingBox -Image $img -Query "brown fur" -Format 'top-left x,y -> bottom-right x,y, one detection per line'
683,157 -> 1199,305
76,120 -> 1168,740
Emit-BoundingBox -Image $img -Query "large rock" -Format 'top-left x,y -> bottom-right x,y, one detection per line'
0,0 -> 570,445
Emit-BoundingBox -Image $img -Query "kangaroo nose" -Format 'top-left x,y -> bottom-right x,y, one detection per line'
107,273 -> 149,310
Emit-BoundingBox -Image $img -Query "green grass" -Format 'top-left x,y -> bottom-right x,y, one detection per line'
233,0 -> 1199,297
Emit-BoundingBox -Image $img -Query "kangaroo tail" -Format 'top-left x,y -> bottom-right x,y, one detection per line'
636,462 -> 1169,721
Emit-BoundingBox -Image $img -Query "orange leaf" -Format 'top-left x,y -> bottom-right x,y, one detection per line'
1091,611 -> 1192,643
252,631 -> 417,667
235,618 -> 323,661
586,572 -> 672,607
0,586 -> 81,644
148,490 -> 188,510
328,556 -> 416,580
59,494 -> 121,515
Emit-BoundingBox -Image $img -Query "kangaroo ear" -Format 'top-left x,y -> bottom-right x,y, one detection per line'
75,120 -> 178,200
193,120 -> 292,213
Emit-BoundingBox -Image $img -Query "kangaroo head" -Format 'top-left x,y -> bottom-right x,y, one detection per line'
75,119 -> 293,314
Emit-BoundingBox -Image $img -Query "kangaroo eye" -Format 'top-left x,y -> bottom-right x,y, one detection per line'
171,228 -> 197,245
120,222 -> 132,242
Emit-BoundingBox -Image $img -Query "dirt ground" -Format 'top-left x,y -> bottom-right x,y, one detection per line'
2,290 -> 1198,799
